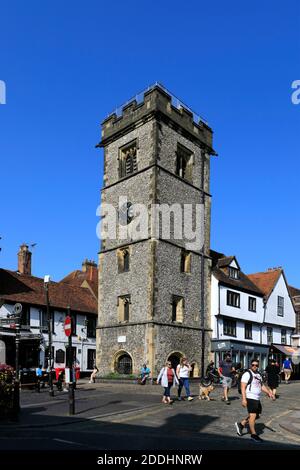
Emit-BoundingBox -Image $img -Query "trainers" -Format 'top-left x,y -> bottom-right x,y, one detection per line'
251,434 -> 263,443
187,396 -> 194,401
178,397 -> 182,401
235,422 -> 244,436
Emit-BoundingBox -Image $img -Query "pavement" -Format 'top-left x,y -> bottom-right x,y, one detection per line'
1,379 -> 300,450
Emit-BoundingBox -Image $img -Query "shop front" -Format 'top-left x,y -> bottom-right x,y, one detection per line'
0,329 -> 41,368
270,344 -> 300,379
211,339 -> 269,370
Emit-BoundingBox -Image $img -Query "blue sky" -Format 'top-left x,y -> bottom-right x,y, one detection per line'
0,1 -> 299,285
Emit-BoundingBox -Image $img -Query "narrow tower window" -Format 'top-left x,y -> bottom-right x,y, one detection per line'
119,141 -> 138,177
172,295 -> 184,323
180,250 -> 191,273
118,295 -> 131,322
175,144 -> 193,182
117,248 -> 130,273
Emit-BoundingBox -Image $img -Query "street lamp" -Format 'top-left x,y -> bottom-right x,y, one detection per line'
44,275 -> 54,397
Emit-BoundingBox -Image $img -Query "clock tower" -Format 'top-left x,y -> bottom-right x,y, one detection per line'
96,84 -> 216,377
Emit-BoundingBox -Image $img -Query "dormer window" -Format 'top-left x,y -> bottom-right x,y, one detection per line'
229,267 -> 239,279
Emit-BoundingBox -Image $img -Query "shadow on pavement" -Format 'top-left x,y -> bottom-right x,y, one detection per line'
0,404 -> 300,450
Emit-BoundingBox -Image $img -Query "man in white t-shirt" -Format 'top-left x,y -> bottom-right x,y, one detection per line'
235,360 -> 275,443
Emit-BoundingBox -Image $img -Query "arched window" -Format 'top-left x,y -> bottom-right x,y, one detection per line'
117,248 -> 130,273
118,295 -> 131,322
175,144 -> 193,181
116,353 -> 132,375
119,141 -> 138,177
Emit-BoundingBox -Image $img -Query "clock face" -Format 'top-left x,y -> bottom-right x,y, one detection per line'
119,202 -> 134,225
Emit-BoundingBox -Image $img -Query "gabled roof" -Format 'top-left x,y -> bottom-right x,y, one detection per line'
288,285 -> 300,312
248,269 -> 282,300
60,270 -> 98,298
60,262 -> 98,298
289,285 -> 300,298
210,251 -> 263,296
0,269 -> 97,315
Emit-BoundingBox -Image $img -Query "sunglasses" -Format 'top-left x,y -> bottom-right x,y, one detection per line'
251,363 -> 259,367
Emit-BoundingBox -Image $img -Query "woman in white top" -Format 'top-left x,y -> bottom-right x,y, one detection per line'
176,357 -> 193,401
157,361 -> 179,404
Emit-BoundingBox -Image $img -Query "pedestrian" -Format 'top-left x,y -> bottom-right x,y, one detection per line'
206,360 -> 215,375
282,357 -> 293,384
157,360 -> 178,404
56,369 -> 64,391
235,359 -> 275,443
89,364 -> 98,383
35,364 -> 43,379
176,357 -> 193,401
218,353 -> 235,404
265,359 -> 280,398
35,364 -> 43,391
140,363 -> 151,385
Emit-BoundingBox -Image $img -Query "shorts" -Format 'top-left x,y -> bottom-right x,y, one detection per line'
222,377 -> 232,388
247,399 -> 262,416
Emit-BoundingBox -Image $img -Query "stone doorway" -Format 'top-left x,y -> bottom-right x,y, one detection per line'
115,352 -> 132,375
168,351 -> 183,370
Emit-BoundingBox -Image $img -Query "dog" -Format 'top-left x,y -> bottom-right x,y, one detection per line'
198,384 -> 214,400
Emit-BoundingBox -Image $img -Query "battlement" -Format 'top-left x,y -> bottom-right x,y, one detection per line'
99,83 -> 214,150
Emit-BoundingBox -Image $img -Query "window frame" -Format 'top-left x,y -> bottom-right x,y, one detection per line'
118,295 -> 131,323
267,327 -> 273,345
277,296 -> 284,317
226,290 -> 240,308
86,315 -> 96,338
228,267 -> 239,279
171,295 -> 184,323
175,143 -> 193,182
248,297 -> 257,312
180,250 -> 191,273
244,322 -> 253,340
223,318 -> 237,337
119,140 -> 138,178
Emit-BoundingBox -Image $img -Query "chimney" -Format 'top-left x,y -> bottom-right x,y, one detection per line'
82,259 -> 98,282
18,244 -> 32,275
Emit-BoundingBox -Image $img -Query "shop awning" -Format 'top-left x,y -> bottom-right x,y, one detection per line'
272,344 -> 300,356
211,339 -> 269,354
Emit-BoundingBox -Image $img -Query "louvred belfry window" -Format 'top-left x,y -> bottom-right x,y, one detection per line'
119,141 -> 138,177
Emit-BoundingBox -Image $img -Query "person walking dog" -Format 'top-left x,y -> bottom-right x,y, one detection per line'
176,357 -> 193,401
157,361 -> 179,404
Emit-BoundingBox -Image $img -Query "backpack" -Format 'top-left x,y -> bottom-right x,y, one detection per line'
237,369 -> 253,394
